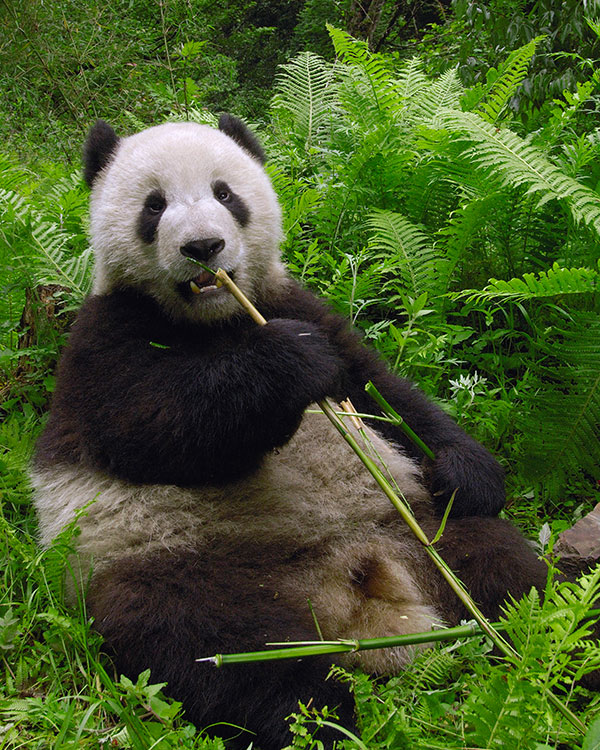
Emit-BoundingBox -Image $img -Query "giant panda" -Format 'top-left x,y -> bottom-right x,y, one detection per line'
32,116 -> 549,749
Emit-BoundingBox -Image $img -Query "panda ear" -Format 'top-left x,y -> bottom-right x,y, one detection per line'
218,114 -> 266,164
83,120 -> 120,187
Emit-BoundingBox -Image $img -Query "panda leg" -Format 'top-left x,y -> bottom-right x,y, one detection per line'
424,516 -> 548,622
87,547 -> 355,750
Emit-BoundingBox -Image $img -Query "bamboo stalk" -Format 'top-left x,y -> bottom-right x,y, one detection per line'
213,268 -> 268,325
197,621 -> 487,666
364,380 -> 436,460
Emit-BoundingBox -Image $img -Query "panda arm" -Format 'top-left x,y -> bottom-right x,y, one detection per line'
264,281 -> 505,518
38,292 -> 342,486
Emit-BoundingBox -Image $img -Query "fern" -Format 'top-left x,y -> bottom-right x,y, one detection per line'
394,56 -> 429,103
410,67 -> 464,125
439,109 -> 600,235
29,222 -> 93,300
466,568 -> 600,748
327,25 -> 401,117
455,262 -> 600,304
519,313 -> 600,490
0,192 -> 92,302
467,670 -> 544,748
271,51 -> 335,149
0,165 -> 92,347
477,37 -> 542,123
366,209 -> 441,298
0,155 -> 31,191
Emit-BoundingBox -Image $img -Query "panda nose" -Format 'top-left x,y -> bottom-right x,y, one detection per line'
180,238 -> 225,263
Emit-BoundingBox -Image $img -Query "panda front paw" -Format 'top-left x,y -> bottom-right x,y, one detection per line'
428,442 -> 505,518
261,318 -> 343,405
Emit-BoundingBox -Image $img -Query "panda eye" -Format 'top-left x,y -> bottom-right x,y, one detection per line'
213,182 -> 232,203
212,180 -> 249,226
144,193 -> 166,215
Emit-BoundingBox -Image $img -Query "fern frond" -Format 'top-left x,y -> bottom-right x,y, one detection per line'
466,567 -> 600,747
411,68 -> 464,125
0,177 -> 92,329
394,56 -> 429,103
467,670 -> 544,748
439,110 -> 600,235
268,164 -> 322,249
0,187 -> 28,223
0,155 -> 32,192
477,37 -> 542,123
327,25 -> 401,116
272,51 -> 335,148
455,262 -> 600,304
366,209 -> 441,297
28,222 -> 93,301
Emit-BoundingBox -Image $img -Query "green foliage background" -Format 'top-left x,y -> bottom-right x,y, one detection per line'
1,1 -> 600,747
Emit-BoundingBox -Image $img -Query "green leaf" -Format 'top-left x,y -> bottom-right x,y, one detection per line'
272,51 -> 335,148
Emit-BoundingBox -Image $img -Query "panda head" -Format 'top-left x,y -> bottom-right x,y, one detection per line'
83,116 -> 285,323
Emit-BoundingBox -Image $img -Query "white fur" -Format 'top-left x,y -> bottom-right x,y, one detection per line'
33,408 -> 428,561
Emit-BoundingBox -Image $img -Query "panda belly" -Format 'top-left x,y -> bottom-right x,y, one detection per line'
32,404 -> 439,673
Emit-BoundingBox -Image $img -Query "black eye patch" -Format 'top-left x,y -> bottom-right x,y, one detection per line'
137,190 -> 167,244
212,180 -> 250,227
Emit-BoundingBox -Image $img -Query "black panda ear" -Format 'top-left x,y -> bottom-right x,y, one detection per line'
218,114 -> 266,164
83,120 -> 120,187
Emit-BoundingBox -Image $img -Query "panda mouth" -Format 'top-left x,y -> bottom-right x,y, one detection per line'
177,270 -> 235,301
189,270 -> 219,295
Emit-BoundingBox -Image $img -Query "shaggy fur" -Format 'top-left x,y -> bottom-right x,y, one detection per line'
32,117 -> 550,749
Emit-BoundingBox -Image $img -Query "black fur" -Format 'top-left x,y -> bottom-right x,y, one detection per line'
213,179 -> 250,226
35,288 -> 343,486
218,113 -> 266,164
261,282 -> 506,518
137,190 -> 167,244
83,120 -> 120,187
416,513 -> 549,622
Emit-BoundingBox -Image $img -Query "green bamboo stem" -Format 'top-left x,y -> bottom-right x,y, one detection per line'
192,264 -> 587,735
364,380 -> 436,460
319,400 -> 432,545
318,402 -> 512,647
197,621 -> 487,666
214,268 -> 268,325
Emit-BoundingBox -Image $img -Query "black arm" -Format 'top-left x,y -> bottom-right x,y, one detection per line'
36,291 -> 342,486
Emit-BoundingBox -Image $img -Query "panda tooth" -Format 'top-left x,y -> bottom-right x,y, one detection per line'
199,284 -> 218,293
190,280 -> 202,295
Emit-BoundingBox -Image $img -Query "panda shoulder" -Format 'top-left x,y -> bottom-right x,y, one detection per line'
265,277 -> 339,324
70,290 -> 162,347
266,277 -> 373,358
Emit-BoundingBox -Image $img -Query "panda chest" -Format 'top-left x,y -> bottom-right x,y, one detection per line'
205,405 -> 429,542
66,406 -> 430,571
